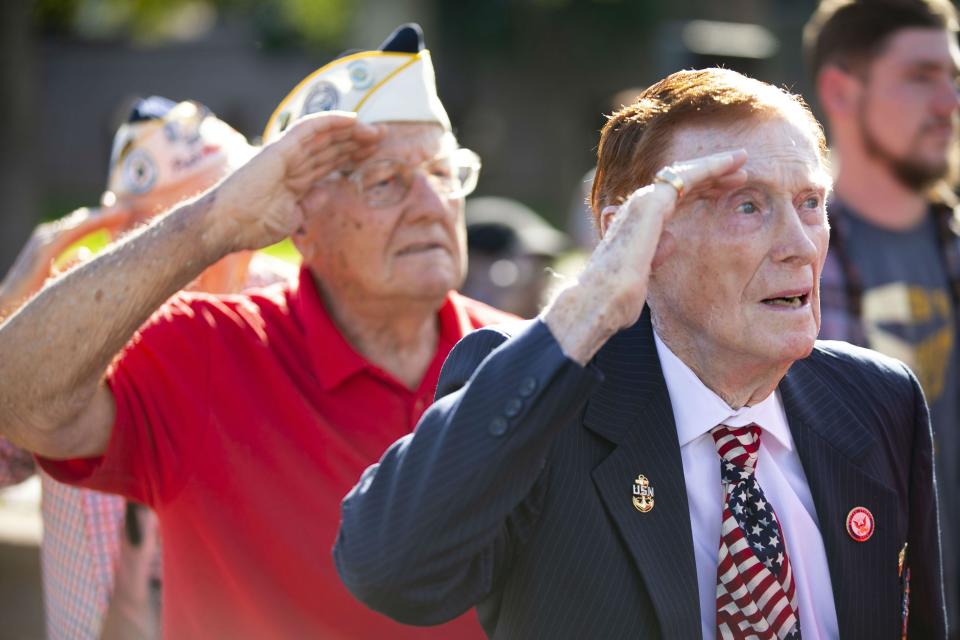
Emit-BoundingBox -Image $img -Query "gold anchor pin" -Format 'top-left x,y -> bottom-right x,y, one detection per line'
632,474 -> 655,513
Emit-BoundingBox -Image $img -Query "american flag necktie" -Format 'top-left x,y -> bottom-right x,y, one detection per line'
711,424 -> 800,640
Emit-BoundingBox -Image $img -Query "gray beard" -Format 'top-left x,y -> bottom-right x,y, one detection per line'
858,102 -> 951,192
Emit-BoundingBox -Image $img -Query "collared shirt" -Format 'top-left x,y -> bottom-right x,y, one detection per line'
39,267 -> 509,640
654,333 -> 839,640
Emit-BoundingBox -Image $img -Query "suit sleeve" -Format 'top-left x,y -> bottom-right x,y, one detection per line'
334,320 -> 603,625
904,362 -> 948,638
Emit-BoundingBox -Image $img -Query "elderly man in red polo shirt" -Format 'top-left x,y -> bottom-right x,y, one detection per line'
0,24 -> 503,639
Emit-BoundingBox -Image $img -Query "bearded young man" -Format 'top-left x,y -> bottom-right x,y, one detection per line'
805,0 -> 960,629
0,25 -> 501,639
335,68 -> 946,639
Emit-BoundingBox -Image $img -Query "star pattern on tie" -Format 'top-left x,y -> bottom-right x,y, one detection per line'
724,478 -> 785,577
712,424 -> 800,640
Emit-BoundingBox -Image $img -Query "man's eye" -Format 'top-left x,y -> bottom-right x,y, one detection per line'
736,201 -> 758,214
369,176 -> 397,191
802,196 -> 820,209
428,161 -> 454,179
363,170 -> 398,191
908,72 -> 939,85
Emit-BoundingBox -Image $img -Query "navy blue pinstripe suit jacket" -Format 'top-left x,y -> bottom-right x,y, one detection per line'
335,310 -> 946,639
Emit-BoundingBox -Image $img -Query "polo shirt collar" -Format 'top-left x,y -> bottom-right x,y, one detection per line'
653,331 -> 793,452
292,266 -> 468,391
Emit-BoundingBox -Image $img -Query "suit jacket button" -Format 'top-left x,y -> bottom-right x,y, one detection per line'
489,417 -> 509,436
518,377 -> 537,397
504,398 -> 523,417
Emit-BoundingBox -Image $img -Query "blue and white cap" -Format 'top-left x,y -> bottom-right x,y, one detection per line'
262,23 -> 451,143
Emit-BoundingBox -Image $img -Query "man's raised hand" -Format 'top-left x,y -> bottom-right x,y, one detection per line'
206,112 -> 383,254
543,149 -> 747,365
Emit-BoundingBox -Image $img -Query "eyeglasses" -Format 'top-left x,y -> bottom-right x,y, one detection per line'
331,148 -> 481,208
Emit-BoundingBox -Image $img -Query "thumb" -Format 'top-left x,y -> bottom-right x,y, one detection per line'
298,183 -> 330,219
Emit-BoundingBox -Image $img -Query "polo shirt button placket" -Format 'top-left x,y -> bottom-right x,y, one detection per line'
412,397 -> 427,422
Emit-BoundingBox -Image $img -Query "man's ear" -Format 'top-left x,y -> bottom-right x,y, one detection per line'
290,226 -> 316,263
599,205 -> 618,237
817,65 -> 859,119
651,230 -> 676,271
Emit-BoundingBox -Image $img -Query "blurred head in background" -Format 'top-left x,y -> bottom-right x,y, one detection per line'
805,0 -> 960,194
463,196 -> 569,318
104,96 -> 267,293
104,96 -> 254,226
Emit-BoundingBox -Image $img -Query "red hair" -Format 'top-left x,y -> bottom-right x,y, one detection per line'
590,68 -> 827,225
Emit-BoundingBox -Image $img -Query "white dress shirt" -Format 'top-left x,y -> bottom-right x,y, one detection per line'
654,333 -> 839,640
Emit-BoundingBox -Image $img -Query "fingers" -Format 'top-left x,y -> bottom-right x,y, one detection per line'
280,115 -> 383,188
284,112 -> 383,157
654,149 -> 747,201
673,149 -> 747,184
282,111 -> 363,141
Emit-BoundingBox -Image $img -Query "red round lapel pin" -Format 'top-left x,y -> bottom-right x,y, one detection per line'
846,506 -> 875,542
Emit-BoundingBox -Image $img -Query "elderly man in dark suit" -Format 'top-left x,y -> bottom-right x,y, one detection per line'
334,67 -> 946,639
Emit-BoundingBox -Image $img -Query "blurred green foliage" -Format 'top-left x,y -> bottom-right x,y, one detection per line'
34,0 -> 662,51
58,230 -> 300,268
33,0 -> 353,49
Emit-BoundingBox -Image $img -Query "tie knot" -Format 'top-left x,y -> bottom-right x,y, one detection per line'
711,424 -> 761,479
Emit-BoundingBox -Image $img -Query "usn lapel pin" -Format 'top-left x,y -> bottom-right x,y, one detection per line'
846,506 -> 875,542
632,474 -> 655,513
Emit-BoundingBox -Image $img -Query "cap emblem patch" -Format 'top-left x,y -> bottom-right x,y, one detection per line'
302,81 -> 340,116
122,149 -> 158,194
348,60 -> 374,90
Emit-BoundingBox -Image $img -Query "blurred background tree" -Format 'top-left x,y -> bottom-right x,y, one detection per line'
1,0 -> 817,273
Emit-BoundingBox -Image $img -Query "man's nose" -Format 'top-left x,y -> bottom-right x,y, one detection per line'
772,202 -> 821,266
932,76 -> 960,116
404,170 -> 456,221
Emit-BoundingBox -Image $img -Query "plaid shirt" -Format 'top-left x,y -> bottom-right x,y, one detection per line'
0,438 -> 124,640
0,256 -> 296,640
819,198 -> 960,345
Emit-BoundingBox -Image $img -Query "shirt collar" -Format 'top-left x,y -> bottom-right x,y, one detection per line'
653,332 -> 793,451
291,266 -> 468,392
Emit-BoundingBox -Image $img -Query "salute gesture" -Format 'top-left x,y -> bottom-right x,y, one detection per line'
0,111 -> 384,458
545,149 -> 748,364
207,112 -> 382,254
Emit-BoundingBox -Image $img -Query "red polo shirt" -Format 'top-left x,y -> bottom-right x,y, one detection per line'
40,267 -> 510,639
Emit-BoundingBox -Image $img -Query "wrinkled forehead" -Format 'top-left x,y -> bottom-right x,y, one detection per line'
373,122 -> 457,161
665,115 -> 830,189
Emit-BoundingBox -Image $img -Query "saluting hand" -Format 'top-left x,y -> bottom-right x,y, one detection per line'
207,111 -> 383,254
590,149 -> 749,330
544,150 -> 748,364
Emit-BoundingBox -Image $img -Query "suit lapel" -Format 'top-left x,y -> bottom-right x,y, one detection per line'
779,359 -> 901,638
584,310 -> 702,638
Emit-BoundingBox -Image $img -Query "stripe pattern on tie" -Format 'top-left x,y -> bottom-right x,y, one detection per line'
711,424 -> 800,640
